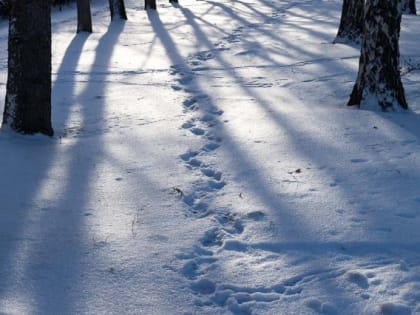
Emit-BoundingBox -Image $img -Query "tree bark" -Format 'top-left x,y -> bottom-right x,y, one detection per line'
2,0 -> 53,136
348,0 -> 407,110
145,0 -> 157,10
401,0 -> 416,15
77,0 -> 92,33
334,0 -> 364,44
109,0 -> 127,20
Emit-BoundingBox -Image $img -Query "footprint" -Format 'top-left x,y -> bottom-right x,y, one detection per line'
200,228 -> 224,247
206,132 -> 222,143
215,213 -> 244,234
200,114 -> 215,123
169,64 -> 182,75
187,158 -> 202,168
201,168 -> 215,177
171,84 -> 183,91
178,75 -> 194,85
395,212 -> 417,219
192,50 -> 214,62
346,271 -> 369,289
208,108 -> 224,116
180,150 -> 198,162
350,158 -> 368,163
321,302 -> 338,315
200,168 -> 222,180
246,210 -> 265,221
380,303 -> 411,315
208,180 -> 226,190
183,98 -> 198,108
203,142 -> 220,152
305,298 -> 322,312
189,59 -> 202,66
191,278 -> 216,295
193,200 -> 208,213
180,261 -> 201,279
223,240 -> 247,251
284,287 -> 303,295
181,120 -> 195,129
191,127 -> 205,136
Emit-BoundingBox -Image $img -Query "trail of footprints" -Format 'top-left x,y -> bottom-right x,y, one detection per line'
168,24 -> 312,314
174,209 -> 307,315
170,26 -> 246,218
168,7 -> 420,314
169,25 -> 292,313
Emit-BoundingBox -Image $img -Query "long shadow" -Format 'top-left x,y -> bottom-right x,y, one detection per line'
185,0 -> 420,243
52,32 -> 90,134
31,20 -> 126,313
150,0 -> 420,311
0,20 -> 125,313
146,9 -> 187,67
147,1 -> 347,309
0,27 -> 88,313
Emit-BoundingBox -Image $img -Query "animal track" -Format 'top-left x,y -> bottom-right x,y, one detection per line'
190,127 -> 205,136
169,21 -> 292,315
202,142 -> 220,152
201,167 -> 222,180
180,150 -> 198,162
346,271 -> 369,289
191,278 -> 217,295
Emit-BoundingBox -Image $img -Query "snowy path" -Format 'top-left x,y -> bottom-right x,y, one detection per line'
0,0 -> 420,314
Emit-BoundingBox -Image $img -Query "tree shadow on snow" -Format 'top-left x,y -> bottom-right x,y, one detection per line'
149,0 -> 420,312
0,21 -> 126,314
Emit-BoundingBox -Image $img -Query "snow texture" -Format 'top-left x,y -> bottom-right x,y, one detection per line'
0,0 -> 419,314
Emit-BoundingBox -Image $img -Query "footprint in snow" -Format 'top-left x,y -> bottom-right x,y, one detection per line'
187,158 -> 202,168
207,179 -> 226,190
350,158 -> 369,163
380,303 -> 411,315
346,271 -> 369,289
191,278 -> 216,295
171,84 -> 183,91
201,167 -> 222,180
246,210 -> 265,221
215,213 -> 244,235
181,120 -> 195,129
305,299 -> 338,315
200,227 -> 224,247
190,127 -> 205,136
395,212 -> 417,219
180,150 -> 198,162
202,142 -> 220,152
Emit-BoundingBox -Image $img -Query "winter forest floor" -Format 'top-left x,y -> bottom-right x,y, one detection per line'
1,0 -> 420,314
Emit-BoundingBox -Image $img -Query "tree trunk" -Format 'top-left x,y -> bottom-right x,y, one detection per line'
401,0 -> 416,14
109,0 -> 127,20
334,0 -> 364,44
169,0 -> 178,3
145,0 -> 157,10
348,0 -> 407,110
77,0 -> 92,33
2,0 -> 53,136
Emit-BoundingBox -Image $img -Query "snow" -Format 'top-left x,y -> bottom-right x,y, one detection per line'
0,0 -> 420,314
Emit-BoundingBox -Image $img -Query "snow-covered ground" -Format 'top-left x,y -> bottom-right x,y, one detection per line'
0,0 -> 420,314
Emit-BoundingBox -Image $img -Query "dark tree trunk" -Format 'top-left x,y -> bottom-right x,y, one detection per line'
169,0 -> 178,3
109,0 -> 127,20
348,0 -> 407,110
77,0 -> 92,33
334,0 -> 364,44
2,0 -> 53,136
401,0 -> 416,14
145,0 -> 157,10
